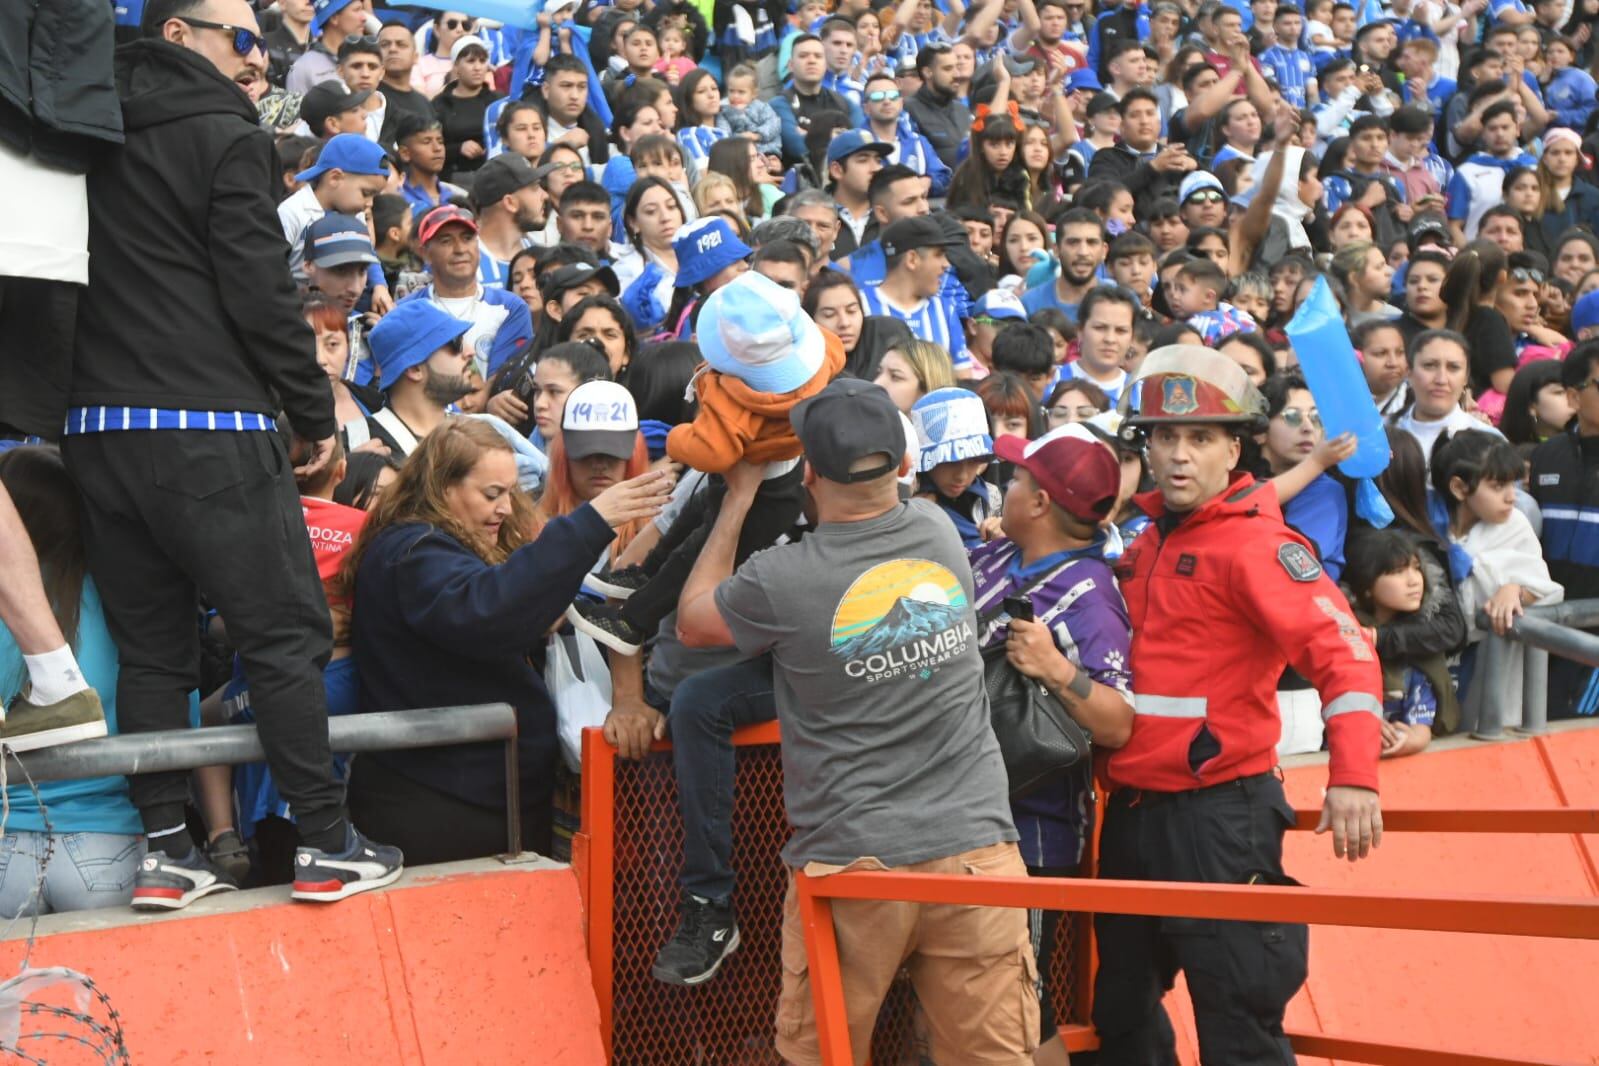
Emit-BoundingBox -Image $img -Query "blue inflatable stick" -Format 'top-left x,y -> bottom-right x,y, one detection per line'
1283,276 -> 1390,480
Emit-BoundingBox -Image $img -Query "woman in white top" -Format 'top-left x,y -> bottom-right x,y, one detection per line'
1394,329 -> 1502,467
611,176 -> 684,331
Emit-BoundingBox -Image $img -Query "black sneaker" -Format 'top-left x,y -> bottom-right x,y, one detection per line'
130,846 -> 239,912
587,564 -> 651,601
291,826 -> 403,902
207,829 -> 252,885
566,600 -> 647,655
652,893 -> 740,986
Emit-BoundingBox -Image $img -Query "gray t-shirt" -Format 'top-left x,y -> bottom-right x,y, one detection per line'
715,497 -> 1016,868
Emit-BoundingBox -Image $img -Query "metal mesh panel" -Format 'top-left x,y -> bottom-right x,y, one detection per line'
604,741 -> 1083,1063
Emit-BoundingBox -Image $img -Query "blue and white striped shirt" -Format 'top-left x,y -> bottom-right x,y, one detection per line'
64,408 -> 275,435
1259,44 -> 1316,108
678,124 -> 732,166
859,284 -> 970,370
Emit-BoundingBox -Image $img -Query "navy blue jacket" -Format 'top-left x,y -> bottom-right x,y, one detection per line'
351,508 -> 615,809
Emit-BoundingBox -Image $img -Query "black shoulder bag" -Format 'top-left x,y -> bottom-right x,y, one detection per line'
978,568 -> 1094,799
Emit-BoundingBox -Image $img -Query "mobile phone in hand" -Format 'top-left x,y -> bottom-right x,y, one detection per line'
1004,596 -> 1034,623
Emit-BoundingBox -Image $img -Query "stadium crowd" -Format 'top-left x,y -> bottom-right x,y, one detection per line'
2,0 -> 1599,1058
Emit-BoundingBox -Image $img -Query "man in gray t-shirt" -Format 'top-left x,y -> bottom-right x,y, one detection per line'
678,378 -> 1038,1066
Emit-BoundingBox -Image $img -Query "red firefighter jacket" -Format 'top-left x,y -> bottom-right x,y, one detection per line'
1106,473 -> 1382,793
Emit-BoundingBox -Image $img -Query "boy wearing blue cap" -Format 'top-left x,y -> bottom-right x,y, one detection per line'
363,301 -> 475,457
912,387 -> 1001,547
279,133 -> 392,312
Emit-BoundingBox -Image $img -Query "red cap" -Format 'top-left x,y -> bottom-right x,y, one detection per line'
993,426 -> 1121,522
417,204 -> 478,245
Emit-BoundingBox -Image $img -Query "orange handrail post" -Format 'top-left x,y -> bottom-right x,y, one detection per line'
579,726 -> 618,1063
796,885 -> 855,1066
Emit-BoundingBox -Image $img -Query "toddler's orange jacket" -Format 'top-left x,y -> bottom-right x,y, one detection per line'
666,331 -> 846,474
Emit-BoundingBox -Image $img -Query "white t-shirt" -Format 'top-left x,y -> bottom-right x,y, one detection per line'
0,142 -> 89,285
432,287 -> 512,378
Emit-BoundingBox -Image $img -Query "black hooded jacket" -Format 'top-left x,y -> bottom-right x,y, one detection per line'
74,41 -> 333,440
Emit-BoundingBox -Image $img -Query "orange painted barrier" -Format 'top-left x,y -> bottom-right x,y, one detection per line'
0,861 -> 603,1065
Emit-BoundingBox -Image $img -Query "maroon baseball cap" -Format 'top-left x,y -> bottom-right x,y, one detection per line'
993,425 -> 1121,522
417,204 -> 478,245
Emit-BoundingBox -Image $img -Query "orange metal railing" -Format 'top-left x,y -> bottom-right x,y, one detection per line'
794,809 -> 1599,1066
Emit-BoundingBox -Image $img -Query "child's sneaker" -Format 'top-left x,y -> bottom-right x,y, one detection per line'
291,826 -> 403,902
206,829 -> 252,885
566,600 -> 648,655
131,846 -> 239,912
587,564 -> 650,600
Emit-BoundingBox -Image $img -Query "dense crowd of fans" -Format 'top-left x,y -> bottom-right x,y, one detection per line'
2,0 -> 1599,1057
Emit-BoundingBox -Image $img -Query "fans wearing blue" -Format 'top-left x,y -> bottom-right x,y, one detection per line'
1446,101 -> 1537,242
365,300 -> 475,458
278,133 -> 391,301
857,72 -> 951,196
1260,6 -> 1319,109
406,205 -> 535,385
826,130 -> 897,253
860,217 -> 970,372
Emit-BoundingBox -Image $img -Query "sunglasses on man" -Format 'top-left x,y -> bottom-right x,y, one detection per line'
1185,190 -> 1226,205
867,89 -> 903,102
177,16 -> 265,57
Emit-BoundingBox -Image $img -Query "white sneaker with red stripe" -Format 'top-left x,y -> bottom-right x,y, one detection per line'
291,827 -> 403,902
130,847 -> 239,911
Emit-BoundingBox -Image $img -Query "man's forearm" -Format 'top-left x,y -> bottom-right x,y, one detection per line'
676,491 -> 755,643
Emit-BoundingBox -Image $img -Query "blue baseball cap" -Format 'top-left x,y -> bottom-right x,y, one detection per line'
304,213 -> 378,268
672,216 -> 753,289
311,0 -> 357,35
911,387 -> 995,472
1068,69 -> 1103,92
368,300 -> 472,390
294,133 -> 391,184
1573,289 -> 1599,335
697,271 -> 827,394
826,130 -> 896,166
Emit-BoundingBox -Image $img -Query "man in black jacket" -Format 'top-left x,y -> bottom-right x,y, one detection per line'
63,0 -> 402,911
904,42 -> 973,171
1086,88 -> 1198,216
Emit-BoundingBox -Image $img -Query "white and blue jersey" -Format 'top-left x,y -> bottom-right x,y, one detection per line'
1323,168 -> 1405,214
822,70 -> 865,115
1260,44 -> 1317,108
1488,0 -> 1529,23
1384,667 -> 1438,728
860,283 -> 970,371
1544,67 -> 1599,130
1402,74 -> 1455,114
678,123 -> 733,166
865,116 -> 953,196
1448,151 -> 1538,238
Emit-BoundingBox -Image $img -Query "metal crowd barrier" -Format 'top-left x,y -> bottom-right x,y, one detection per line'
1469,599 -> 1599,739
3,704 -> 524,856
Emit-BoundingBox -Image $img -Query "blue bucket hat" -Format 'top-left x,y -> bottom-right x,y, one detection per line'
295,133 -> 390,184
911,387 -> 995,472
672,216 -> 753,289
312,0 -> 357,35
696,271 -> 827,394
369,300 -> 472,390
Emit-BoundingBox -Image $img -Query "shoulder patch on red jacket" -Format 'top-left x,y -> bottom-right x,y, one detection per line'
1277,542 -> 1321,582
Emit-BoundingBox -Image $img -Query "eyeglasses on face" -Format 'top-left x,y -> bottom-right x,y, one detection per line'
1278,406 -> 1322,430
867,89 -> 903,102
1186,190 -> 1226,205
1509,266 -> 1546,285
177,16 -> 265,57
443,17 -> 475,30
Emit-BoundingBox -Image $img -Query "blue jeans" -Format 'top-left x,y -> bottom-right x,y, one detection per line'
0,831 -> 145,917
660,656 -> 776,904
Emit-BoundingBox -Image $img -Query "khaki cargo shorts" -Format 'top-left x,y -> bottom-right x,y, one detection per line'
774,840 -> 1040,1066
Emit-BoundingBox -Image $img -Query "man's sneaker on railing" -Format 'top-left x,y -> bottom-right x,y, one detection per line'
566,600 -> 647,655
130,847 -> 239,911
652,892 -> 740,986
291,826 -> 403,902
1,688 -> 108,752
587,563 -> 650,601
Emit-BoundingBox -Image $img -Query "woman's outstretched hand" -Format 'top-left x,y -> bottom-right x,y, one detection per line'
591,468 -> 675,528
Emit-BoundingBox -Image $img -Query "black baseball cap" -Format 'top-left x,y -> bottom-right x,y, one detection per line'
471,154 -> 560,211
881,216 -> 964,258
790,378 -> 906,484
301,81 -> 371,134
540,261 -> 621,302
